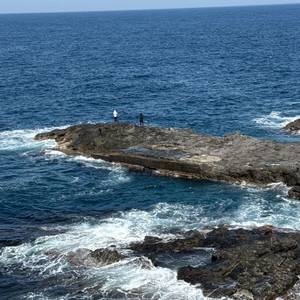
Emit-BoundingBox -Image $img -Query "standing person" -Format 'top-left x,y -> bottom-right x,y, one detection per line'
139,113 -> 144,126
113,110 -> 118,122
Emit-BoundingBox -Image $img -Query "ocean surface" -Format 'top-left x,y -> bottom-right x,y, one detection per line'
0,4 -> 300,299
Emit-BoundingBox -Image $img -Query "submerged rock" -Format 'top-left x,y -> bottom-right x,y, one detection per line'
88,248 -> 127,265
35,122 -> 300,198
283,118 -> 300,132
129,226 -> 300,300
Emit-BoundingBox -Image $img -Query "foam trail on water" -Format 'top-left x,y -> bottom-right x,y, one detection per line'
44,150 -> 131,184
253,111 -> 300,129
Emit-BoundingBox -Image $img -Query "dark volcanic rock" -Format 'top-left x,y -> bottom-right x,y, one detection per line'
284,118 -> 300,132
35,122 -> 300,197
129,227 -> 300,300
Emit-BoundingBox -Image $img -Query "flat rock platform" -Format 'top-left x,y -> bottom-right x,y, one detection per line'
35,122 -> 300,198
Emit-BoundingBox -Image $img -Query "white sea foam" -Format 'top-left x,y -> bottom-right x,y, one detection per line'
237,181 -> 290,195
23,293 -> 51,300
0,126 -> 68,152
223,181 -> 300,229
253,111 -> 300,129
265,182 -> 291,194
227,191 -> 300,230
90,258 -> 205,299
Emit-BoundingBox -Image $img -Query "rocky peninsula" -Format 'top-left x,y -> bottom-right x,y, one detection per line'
35,122 -> 300,198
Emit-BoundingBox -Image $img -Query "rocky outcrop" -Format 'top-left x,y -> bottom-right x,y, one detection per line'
129,226 -> 300,300
35,122 -> 300,198
284,118 -> 300,132
88,248 -> 127,265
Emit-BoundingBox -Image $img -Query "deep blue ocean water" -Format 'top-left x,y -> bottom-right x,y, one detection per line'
0,5 -> 300,299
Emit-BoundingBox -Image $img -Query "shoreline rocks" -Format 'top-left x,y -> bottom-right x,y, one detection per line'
35,122 -> 300,198
129,226 -> 300,300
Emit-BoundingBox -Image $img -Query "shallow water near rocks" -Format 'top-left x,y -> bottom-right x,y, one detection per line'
0,5 -> 300,299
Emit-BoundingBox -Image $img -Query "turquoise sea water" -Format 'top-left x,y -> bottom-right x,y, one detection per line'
0,5 -> 300,299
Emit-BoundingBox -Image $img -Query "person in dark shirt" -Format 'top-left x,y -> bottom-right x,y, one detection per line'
139,113 -> 144,126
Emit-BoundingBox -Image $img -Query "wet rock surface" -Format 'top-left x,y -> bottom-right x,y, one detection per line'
88,248 -> 127,265
35,122 -> 300,198
284,118 -> 300,132
129,226 -> 300,300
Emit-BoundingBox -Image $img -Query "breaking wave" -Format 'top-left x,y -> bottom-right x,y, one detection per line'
0,126 -> 66,152
253,111 -> 300,130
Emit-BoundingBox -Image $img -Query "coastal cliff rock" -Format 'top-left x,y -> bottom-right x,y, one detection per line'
35,122 -> 300,198
129,226 -> 300,300
284,118 -> 300,132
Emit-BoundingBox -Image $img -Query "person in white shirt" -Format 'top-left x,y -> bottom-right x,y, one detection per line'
113,110 -> 118,122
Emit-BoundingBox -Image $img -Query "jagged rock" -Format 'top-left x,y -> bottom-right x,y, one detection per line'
65,248 -> 127,267
288,186 -> 300,199
87,248 -> 127,265
284,118 -> 300,132
35,123 -> 300,197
